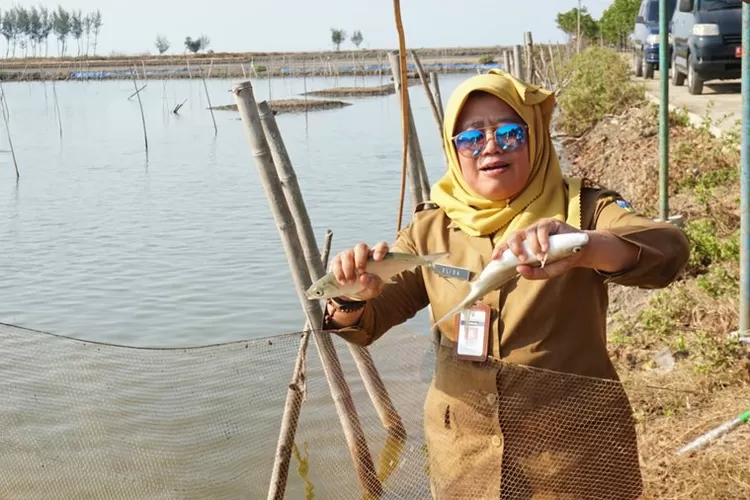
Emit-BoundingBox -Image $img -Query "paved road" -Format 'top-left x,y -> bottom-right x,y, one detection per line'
641,72 -> 743,134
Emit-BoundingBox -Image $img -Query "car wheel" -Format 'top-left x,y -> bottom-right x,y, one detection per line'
671,52 -> 685,86
686,54 -> 703,95
633,51 -> 643,77
644,60 -> 655,79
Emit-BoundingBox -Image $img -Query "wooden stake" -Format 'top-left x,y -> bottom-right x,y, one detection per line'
409,50 -> 443,143
172,99 -> 187,115
232,80 -> 383,500
131,66 -> 148,152
429,71 -> 444,123
548,43 -> 560,89
128,84 -> 147,101
513,45 -> 523,80
0,89 -> 19,179
201,70 -> 218,135
51,81 -> 63,138
388,51 -> 431,207
267,229 -> 333,500
524,32 -> 535,84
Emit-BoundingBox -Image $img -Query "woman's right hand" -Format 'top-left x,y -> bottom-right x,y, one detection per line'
329,241 -> 390,301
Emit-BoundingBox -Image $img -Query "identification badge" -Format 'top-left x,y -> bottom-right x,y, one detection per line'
454,302 -> 490,362
433,263 -> 473,282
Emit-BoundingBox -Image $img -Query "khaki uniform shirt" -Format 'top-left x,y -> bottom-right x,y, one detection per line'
327,186 -> 691,499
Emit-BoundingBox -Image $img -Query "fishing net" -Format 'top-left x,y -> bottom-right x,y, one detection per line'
0,321 -> 656,499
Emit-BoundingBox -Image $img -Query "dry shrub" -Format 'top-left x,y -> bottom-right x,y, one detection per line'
556,47 -> 646,137
635,384 -> 750,500
564,105 -> 739,215
558,92 -> 749,499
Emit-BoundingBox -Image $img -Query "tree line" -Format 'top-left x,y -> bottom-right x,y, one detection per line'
557,0 -> 640,49
0,5 -> 103,58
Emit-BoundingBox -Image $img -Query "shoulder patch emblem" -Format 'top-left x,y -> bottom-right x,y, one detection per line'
615,199 -> 634,212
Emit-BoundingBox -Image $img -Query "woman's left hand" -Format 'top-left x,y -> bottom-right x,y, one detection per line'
491,218 -> 587,280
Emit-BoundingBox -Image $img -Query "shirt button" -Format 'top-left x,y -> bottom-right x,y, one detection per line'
491,435 -> 502,447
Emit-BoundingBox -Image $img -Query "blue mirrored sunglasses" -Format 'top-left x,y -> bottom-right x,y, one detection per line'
451,122 -> 528,159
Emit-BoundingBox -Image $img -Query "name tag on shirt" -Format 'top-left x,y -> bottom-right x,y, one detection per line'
454,302 -> 490,362
433,264 -> 473,282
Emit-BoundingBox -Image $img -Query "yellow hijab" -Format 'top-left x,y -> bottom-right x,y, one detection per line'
429,69 -> 582,241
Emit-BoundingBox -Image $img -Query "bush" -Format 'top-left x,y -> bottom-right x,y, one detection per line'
477,54 -> 495,65
557,47 -> 645,136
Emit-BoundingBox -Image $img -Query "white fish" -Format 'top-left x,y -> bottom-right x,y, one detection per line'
431,232 -> 591,329
306,252 -> 449,301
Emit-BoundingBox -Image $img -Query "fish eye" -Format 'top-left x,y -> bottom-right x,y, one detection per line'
314,290 -> 324,297
572,247 -> 582,253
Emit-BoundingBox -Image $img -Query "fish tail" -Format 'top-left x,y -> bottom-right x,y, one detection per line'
431,290 -> 478,331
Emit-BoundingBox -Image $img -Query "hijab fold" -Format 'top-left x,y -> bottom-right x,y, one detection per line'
429,69 -> 582,241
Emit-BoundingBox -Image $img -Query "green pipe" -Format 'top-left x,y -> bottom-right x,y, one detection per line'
740,0 -> 750,335
659,0 -> 670,222
676,410 -> 750,455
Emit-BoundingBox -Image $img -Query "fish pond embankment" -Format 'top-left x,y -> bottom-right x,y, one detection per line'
0,46 -> 505,82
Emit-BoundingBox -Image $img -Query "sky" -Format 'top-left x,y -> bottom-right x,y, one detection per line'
9,0 -> 614,56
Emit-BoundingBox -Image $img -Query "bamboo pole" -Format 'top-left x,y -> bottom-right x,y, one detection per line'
409,50 -> 443,143
131,66 -> 148,152
232,80 -> 383,500
387,51 -> 430,207
0,90 -> 19,179
267,229 -> 333,500
258,99 -> 405,435
429,71 -> 444,124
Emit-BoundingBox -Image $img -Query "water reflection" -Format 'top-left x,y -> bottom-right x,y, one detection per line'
0,73 -> 471,346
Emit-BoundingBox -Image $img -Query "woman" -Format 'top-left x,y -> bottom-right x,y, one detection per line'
322,69 -> 690,499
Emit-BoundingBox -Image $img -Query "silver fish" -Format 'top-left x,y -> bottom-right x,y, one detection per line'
431,232 -> 591,329
306,252 -> 449,301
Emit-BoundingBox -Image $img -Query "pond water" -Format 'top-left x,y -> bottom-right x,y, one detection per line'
0,73 -> 474,347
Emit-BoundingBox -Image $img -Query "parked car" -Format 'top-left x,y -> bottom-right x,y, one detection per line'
632,0 -> 678,79
670,0 -> 743,94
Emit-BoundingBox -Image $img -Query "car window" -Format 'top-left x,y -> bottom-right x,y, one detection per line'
698,0 -> 741,10
646,0 -> 677,21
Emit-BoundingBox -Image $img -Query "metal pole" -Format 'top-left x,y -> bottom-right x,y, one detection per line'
659,0 -> 669,222
740,0 -> 749,334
